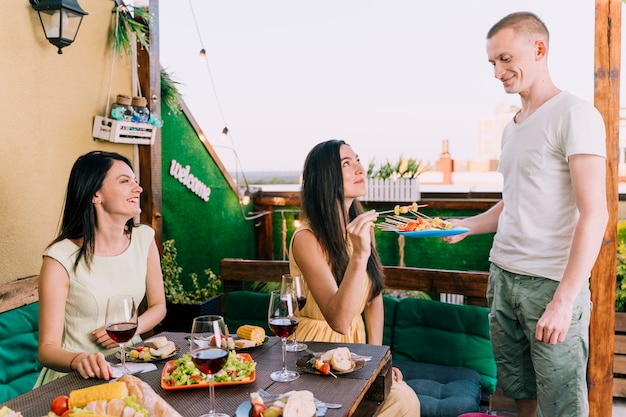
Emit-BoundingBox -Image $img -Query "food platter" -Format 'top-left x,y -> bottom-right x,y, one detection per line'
161,353 -> 256,390
116,344 -> 179,363
394,226 -> 469,238
296,353 -> 365,376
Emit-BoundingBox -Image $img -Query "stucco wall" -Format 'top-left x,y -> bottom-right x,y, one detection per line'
0,0 -> 138,283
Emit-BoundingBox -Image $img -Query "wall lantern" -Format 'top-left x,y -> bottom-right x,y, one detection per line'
29,0 -> 88,54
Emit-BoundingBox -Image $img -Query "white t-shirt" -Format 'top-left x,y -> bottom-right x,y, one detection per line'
490,91 -> 606,281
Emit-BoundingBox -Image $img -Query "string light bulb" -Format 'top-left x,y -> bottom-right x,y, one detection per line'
221,126 -> 229,137
240,188 -> 251,206
293,211 -> 302,228
198,48 -> 206,60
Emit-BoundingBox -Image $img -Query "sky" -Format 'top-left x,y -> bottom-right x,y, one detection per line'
158,1 -> 604,173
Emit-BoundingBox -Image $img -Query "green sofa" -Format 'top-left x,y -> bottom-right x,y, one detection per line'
0,302 -> 42,403
224,291 -> 497,416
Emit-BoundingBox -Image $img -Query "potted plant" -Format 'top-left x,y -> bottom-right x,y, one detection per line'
161,239 -> 222,332
364,156 -> 426,202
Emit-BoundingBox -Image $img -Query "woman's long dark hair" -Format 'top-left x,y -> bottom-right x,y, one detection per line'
50,151 -> 136,270
300,139 -> 384,300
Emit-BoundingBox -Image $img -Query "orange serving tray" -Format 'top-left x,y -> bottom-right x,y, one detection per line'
161,352 -> 256,390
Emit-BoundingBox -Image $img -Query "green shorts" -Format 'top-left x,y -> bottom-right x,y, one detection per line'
487,264 -> 590,417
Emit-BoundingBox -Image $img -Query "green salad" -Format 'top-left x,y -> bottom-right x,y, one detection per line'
162,351 -> 256,386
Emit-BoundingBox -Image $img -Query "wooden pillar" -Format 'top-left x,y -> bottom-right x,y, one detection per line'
589,1 -> 620,415
137,0 -> 163,251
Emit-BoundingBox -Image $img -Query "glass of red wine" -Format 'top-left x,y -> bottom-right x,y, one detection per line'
268,289 -> 300,382
190,315 -> 230,417
281,274 -> 308,352
105,295 -> 138,376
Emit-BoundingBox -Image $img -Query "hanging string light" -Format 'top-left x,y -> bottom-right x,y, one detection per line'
188,0 -> 260,220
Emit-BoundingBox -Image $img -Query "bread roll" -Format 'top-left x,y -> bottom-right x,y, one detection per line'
143,336 -> 168,349
283,391 -> 316,417
106,398 -> 126,415
330,347 -> 353,372
149,341 -> 176,358
119,374 -> 183,417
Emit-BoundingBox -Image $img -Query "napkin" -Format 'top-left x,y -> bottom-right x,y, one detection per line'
110,362 -> 157,379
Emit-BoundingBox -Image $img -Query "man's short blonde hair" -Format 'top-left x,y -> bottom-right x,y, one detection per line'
487,11 -> 549,44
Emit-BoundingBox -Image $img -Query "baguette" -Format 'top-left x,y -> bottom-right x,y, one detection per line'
119,374 -> 183,417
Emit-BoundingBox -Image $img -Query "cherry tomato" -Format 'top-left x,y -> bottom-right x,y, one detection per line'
51,395 -> 69,416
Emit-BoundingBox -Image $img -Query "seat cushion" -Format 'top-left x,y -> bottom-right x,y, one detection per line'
223,290 -> 271,334
391,298 -> 497,394
395,360 -> 482,417
0,302 -> 42,402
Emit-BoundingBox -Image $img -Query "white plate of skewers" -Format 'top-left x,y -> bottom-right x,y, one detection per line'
376,203 -> 470,238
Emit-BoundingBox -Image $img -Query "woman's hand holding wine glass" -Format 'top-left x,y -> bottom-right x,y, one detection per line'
105,295 -> 138,376
281,274 -> 308,352
268,289 -> 300,382
190,315 -> 230,417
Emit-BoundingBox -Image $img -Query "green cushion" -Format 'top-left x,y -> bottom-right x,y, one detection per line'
223,291 -> 271,334
0,302 -> 42,402
382,295 -> 399,346
391,298 -> 497,394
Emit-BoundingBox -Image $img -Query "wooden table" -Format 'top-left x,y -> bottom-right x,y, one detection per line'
2,332 -> 392,417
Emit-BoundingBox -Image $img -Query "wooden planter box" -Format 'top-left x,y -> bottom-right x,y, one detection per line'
92,116 -> 157,145
362,178 -> 420,202
160,294 -> 222,332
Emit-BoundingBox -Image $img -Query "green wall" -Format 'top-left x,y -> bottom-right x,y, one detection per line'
161,102 -> 255,286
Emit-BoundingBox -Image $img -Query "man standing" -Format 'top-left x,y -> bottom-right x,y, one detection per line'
444,12 -> 608,417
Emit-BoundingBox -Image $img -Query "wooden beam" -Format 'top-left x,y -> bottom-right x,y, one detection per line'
590,1 -> 621,416
0,276 -> 38,314
219,258 -> 489,307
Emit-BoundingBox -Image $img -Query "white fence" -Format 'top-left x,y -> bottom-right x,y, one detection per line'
363,178 -> 420,202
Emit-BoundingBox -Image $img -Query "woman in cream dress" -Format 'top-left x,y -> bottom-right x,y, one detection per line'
289,140 -> 420,417
36,151 -> 166,385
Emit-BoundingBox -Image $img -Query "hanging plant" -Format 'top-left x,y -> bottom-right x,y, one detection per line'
114,4 -> 152,58
161,68 -> 183,114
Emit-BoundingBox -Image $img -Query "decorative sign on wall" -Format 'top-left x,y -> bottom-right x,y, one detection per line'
169,159 -> 211,202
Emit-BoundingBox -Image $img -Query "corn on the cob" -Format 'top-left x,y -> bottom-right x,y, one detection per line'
236,325 -> 266,345
68,381 -> 129,409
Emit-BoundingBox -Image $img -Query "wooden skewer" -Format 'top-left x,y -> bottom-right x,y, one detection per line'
377,203 -> 428,215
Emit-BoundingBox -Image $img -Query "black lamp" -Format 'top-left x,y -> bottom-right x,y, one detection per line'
29,0 -> 88,54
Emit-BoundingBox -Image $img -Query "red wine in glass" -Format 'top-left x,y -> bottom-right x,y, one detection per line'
297,296 -> 307,311
191,347 -> 228,375
269,317 -> 299,339
105,295 -> 138,376
268,290 -> 300,382
106,322 -> 138,344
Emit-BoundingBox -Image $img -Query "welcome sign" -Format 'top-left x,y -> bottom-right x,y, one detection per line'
169,159 -> 211,202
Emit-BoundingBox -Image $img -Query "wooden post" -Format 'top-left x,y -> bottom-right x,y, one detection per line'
137,1 -> 163,251
590,0 -> 621,415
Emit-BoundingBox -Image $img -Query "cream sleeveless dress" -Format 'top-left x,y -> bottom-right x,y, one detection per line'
289,224 -> 420,417
34,224 -> 154,387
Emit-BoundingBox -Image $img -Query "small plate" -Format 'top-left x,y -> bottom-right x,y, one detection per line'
394,226 -> 470,238
235,401 -> 325,417
185,335 -> 269,351
296,353 -> 365,376
116,344 -> 179,363
161,353 -> 256,390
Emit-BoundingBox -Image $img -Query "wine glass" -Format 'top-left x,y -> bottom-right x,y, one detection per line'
190,315 -> 230,417
268,289 -> 300,382
281,274 -> 308,352
105,295 -> 138,376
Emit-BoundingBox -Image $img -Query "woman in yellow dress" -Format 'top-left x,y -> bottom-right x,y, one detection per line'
289,139 -> 420,416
